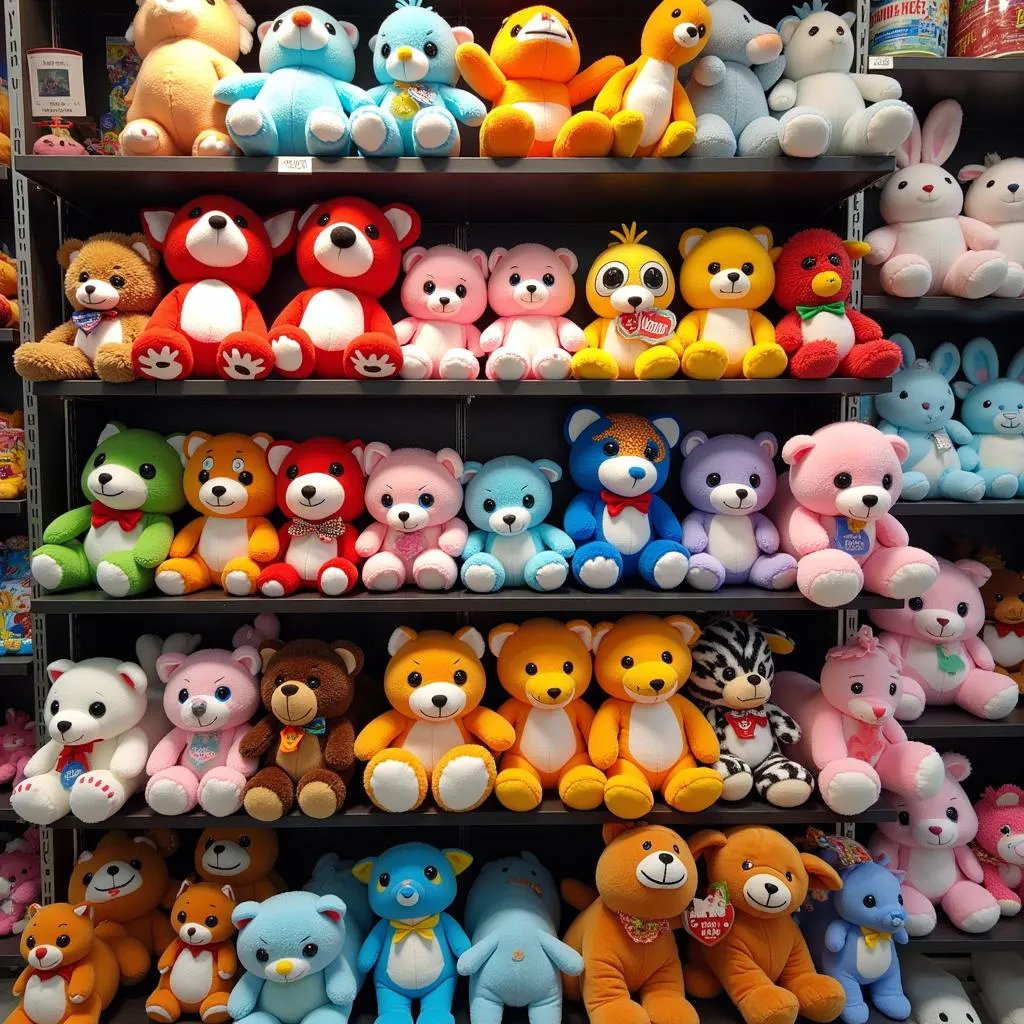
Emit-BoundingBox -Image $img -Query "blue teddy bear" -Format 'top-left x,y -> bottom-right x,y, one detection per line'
213,6 -> 369,157
563,406 -> 689,590
457,853 -> 583,1024
350,0 -> 485,157
460,455 -> 575,593
229,890 -> 361,1024
354,843 -> 473,1024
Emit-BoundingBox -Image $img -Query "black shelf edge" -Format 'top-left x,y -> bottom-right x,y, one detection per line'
862,294 -> 1024,325
887,55 -> 1024,72
0,794 -> 17,823
913,916 -> 1024,953
0,500 -> 26,515
902,705 -> 1024,740
0,329 -> 18,345
894,499 -> 1024,517
0,656 -> 32,676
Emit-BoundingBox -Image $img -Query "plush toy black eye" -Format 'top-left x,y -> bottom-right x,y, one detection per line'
523,494 -> 535,508
741,860 -> 753,870
78,271 -> 90,282
956,601 -> 969,616
525,663 -> 538,675
482,498 -> 496,513
25,936 -> 35,949
54,932 -> 71,948
366,225 -> 380,240
107,273 -> 126,289
944,176 -> 952,184
317,212 -> 331,226
256,948 -> 269,963
898,181 -> 908,190
419,493 -> 434,508
749,473 -> 761,487
454,670 -> 468,685
899,390 -> 909,399
455,284 -> 467,297
380,42 -> 391,57
239,836 -> 251,848
828,254 -> 842,266
889,682 -> 897,695
851,682 -> 863,694
325,22 -> 336,35
898,810 -> 910,825
743,12 -> 751,19
509,273 -> 521,286
706,472 -> 721,486
178,689 -> 189,704
189,206 -> 202,218
233,215 -> 247,229
381,494 -> 393,507
643,266 -> 664,289
424,41 -> 438,57
239,470 -> 253,485
722,667 -> 736,681
423,280 -> 436,294
785,871 -> 793,881
621,656 -> 634,668
983,399 -> 992,408
862,894 -> 876,907
698,23 -> 706,35
273,18 -> 282,30
662,651 -> 673,664
542,273 -> 556,287
424,865 -> 438,880
671,6 -> 681,13
177,910 -> 188,923
327,462 -> 343,476
198,468 -> 210,484
601,266 -> 624,289
563,661 -> 574,674
94,453 -> 106,467
643,840 -> 653,850
898,894 -> 904,904
307,676 -> 320,689
836,24 -> 845,33
882,473 -> 892,489
509,24 -> 521,36
833,472 -> 852,488
644,441 -> 659,461
205,915 -> 218,927
89,702 -> 106,718
708,261 -> 721,274
407,672 -> 422,687
49,699 -> 59,715
908,597 -> 924,610
1001,824 -> 1012,835
741,262 -> 755,274
800,256 -> 816,270
215,686 -> 231,701
139,463 -> 156,479
808,24 -> 819,34
603,441 -> 619,456
81,872 -> 93,885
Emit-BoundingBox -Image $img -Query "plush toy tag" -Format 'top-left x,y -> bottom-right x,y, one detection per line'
186,733 -> 221,768
834,517 -> 871,556
930,428 -> 953,453
683,882 -> 735,946
59,760 -> 86,791
407,85 -> 436,107
615,308 -> 677,344
279,725 -> 305,755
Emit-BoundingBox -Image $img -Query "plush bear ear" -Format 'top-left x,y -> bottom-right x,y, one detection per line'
995,788 -> 1022,808
591,622 -> 614,652
176,878 -> 192,899
117,662 -> 148,693
221,884 -> 236,903
962,337 -> 1000,386
689,829 -> 728,861
126,234 -> 159,267
362,441 -> 392,476
26,903 -> 41,919
263,211 -> 298,259
488,623 -> 518,657
564,406 -> 603,444
651,415 -> 680,450
444,849 -> 473,876
554,248 -> 578,274
842,9 -> 856,24
666,615 -> 700,647
72,903 -> 93,919
75,849 -> 94,865
801,853 -> 843,891
339,21 -> 359,45
403,246 -> 428,273
56,237 -> 85,269
184,432 -> 212,460
750,226 -> 774,252
156,651 -> 188,685
257,19 -> 273,42
46,659 -> 75,684
316,893 -> 347,924
762,627 -> 794,656
681,431 -> 707,456
352,859 -> 374,885
164,433 -> 188,468
467,248 -> 488,280
487,247 -> 508,274
942,751 -> 971,782
388,626 -> 418,656
96,421 -> 125,445
842,240 -> 870,261
455,626 -> 486,660
332,641 -> 364,678
451,25 -> 473,44
533,459 -> 562,483
259,641 -> 282,672
383,204 -> 421,249
781,434 -> 816,465
436,448 -> 464,480
602,822 -> 638,845
251,433 -> 273,452
232,645 -> 262,677
885,434 -> 910,464
777,14 -> 800,44
266,442 -> 295,476
460,461 -> 483,485
140,209 -> 175,250
754,431 -> 778,459
347,440 -> 366,470
955,558 -> 991,588
298,203 -> 321,232
232,901 -> 261,929
678,228 -> 707,259
566,620 -> 593,650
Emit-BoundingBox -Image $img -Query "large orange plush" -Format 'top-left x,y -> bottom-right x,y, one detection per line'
562,823 -> 700,1024
684,827 -> 846,1024
194,827 -> 284,903
589,614 -> 723,818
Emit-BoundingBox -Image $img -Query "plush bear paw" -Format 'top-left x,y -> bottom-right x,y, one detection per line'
30,554 -> 63,591
999,898 -> 1022,916
318,566 -> 354,597
532,560 -> 567,591
146,777 -> 191,816
121,121 -> 161,154
414,565 -> 453,591
764,777 -> 813,808
136,345 -> 186,381
220,348 -> 269,381
260,579 -> 286,598
270,336 -> 305,374
577,556 -> 620,590
434,755 -> 492,812
824,770 -> 879,817
366,759 -> 424,813
414,111 -> 454,151
195,132 -> 235,157
959,902 -> 1001,933
487,349 -> 529,381
652,551 -> 688,590
805,570 -> 862,608
308,109 -> 348,145
70,770 -> 126,822
225,99 -> 263,138
243,786 -> 286,822
95,560 -> 132,598
351,111 -> 389,154
199,773 -> 245,817
297,781 -> 340,819
224,570 -> 255,597
603,775 -> 654,820
719,768 -> 754,801
463,562 -> 499,593
886,561 -> 939,600
156,569 -> 186,596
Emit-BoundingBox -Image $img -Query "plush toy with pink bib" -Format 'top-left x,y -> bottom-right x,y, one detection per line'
870,752 -> 1001,936
0,709 -> 34,787
769,421 -> 939,608
396,246 -> 488,380
870,558 -> 1020,721
774,625 -> 944,817
971,784 -> 1024,917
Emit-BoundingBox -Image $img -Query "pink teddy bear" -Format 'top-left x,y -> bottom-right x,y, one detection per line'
972,784 -> 1024,917
774,625 -> 944,817
0,828 -> 40,935
355,443 -> 467,592
0,709 -> 35,787
479,243 -> 586,381
145,644 -> 262,817
870,557 -> 1020,721
770,421 -> 939,607
870,752 -> 1001,936
395,245 -> 489,381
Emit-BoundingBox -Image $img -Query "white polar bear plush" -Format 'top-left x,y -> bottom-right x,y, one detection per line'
901,952 -> 982,1024
960,153 -> 1024,295
768,0 -> 914,156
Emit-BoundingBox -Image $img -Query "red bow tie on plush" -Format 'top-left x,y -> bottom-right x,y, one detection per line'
601,491 -> 653,517
90,502 -> 143,531
55,742 -> 94,774
288,517 -> 346,543
993,621 -> 1024,638
181,943 -> 215,958
30,964 -> 76,984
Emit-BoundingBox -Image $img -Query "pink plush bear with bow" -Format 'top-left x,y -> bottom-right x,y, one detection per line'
0,828 -> 40,935
971,784 -> 1024,917
870,752 -> 1000,936
0,710 -> 35,787
774,625 -> 944,817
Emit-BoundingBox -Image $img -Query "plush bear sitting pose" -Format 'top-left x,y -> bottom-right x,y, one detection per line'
971,784 -> 1024,917
195,827 -> 284,904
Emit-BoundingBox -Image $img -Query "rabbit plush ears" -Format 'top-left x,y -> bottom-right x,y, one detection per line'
895,98 -> 963,169
957,337 -> 1000,394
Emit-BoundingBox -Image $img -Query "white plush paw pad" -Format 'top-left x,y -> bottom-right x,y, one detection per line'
367,568 -> 401,592
146,1007 -> 172,1022
309,109 -> 347,143
807,572 -> 861,608
319,567 -> 352,597
137,346 -> 184,380
889,265 -> 932,297
533,561 -> 567,591
156,570 -> 186,596
224,571 -> 254,596
415,566 -> 451,591
782,113 -> 830,157
463,563 -> 498,593
535,351 -> 572,380
439,355 -> 476,381
222,349 -> 266,380
772,566 -> 799,590
437,756 -> 490,811
271,337 -> 304,373
999,899 -> 1022,916
967,259 -> 1011,299
578,556 -> 619,590
122,122 -> 160,152
196,135 -> 234,156
720,770 -> 753,801
898,693 -> 925,720
686,565 -> 720,591
985,685 -> 1022,719
260,580 -> 286,598
96,561 -> 131,598
352,113 -> 388,153
414,112 -> 454,150
765,778 -> 813,809
147,778 -> 190,816
652,551 -> 688,590
866,105 -> 914,153
826,771 -> 880,817
887,563 -> 939,600
905,913 -> 937,936
200,1004 -> 228,1022
70,772 -> 124,822
350,350 -> 398,378
489,350 -> 528,381
31,554 -> 63,591
400,351 -> 432,380
226,100 -> 263,137
199,778 -> 243,817
368,760 -> 421,813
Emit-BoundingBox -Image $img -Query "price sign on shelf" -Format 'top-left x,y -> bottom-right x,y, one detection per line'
277,156 -> 313,174
868,55 -> 894,69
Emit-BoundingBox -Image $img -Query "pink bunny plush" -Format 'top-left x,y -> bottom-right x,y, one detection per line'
869,557 -> 1020,721
971,784 -> 1024,917
870,752 -> 1000,936
0,710 -> 35,787
145,644 -> 262,817
0,829 -> 40,935
773,625 -> 943,816
865,100 -> 1014,299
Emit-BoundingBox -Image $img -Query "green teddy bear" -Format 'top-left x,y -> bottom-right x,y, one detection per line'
31,422 -> 186,597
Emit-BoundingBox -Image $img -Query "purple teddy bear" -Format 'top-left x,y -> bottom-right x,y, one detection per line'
680,431 -> 799,591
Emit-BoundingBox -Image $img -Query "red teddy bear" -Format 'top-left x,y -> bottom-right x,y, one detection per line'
131,195 -> 297,381
267,197 -> 421,380
773,228 -> 903,380
257,436 -> 366,598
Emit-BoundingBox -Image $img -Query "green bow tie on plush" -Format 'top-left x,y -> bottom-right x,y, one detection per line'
796,301 -> 846,320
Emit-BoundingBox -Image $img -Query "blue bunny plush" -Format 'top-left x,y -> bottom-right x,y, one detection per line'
457,853 -> 583,1024
350,0 -> 485,157
955,338 -> 1024,497
229,890 -> 360,1024
460,455 -> 574,593
213,6 -> 369,156
563,406 -> 689,590
354,843 -> 473,1024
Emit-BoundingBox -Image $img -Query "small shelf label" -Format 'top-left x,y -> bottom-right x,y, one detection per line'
277,156 -> 313,174
868,55 -> 894,69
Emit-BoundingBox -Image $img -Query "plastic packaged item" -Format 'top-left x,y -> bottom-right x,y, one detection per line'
950,0 -> 1024,56
870,0 -> 949,55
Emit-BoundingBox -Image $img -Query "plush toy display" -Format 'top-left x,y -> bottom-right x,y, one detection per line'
980,557 -> 1024,690
563,407 -> 689,590
131,197 -> 296,381
121,0 -> 255,156
257,437 -> 366,598
869,558 -> 1020,720
0,830 -> 40,935
901,952 -> 984,1024
589,614 -> 722,817
684,827 -> 846,1024
355,843 -> 471,1023
459,853 -> 581,1024
356,444 -> 467,591
961,153 -> 1024,279
213,6 -> 367,157
971,951 -> 1024,1024
0,710 -> 35,788
460,456 -> 574,593
14,233 -> 161,383
0,252 -> 18,329
770,421 -> 939,607
355,626 -> 515,813
304,852 -> 374,951
562,823 -> 698,1024
455,6 -> 623,157
769,2 -> 913,156
488,619 -> 605,811
679,431 -> 798,591
0,419 -> 25,504
145,880 -> 238,1024
971,784 -> 1024,916
195,827 -> 284,904
687,616 -> 813,807
676,226 -> 788,380
864,101 -> 1018,299
350,1 -> 484,157
870,752 -> 1001,935
395,246 -> 488,380
571,225 -> 681,381
267,197 -> 420,380
239,637 -> 362,820
773,626 -> 943,817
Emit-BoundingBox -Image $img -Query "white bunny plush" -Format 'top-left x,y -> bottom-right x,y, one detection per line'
959,153 -> 1024,296
865,100 -> 1015,299
768,0 -> 913,156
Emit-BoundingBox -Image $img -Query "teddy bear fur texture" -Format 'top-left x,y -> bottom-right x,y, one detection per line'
960,153 -> 1024,271
971,784 -> 1024,917
195,827 -> 284,905
0,830 -> 40,936
980,558 -> 1024,690
0,710 -> 36,789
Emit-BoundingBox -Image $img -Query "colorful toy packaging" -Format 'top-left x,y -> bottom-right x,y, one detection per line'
0,415 -> 26,500
0,537 -> 32,656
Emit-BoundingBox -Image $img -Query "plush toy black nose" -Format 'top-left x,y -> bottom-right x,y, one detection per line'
187,926 -> 196,937
685,23 -> 697,35
628,295 -> 643,307
432,694 -> 448,708
659,853 -> 674,864
191,701 -> 207,717
862,494 -> 879,507
547,687 -> 561,699
106,865 -> 120,877
764,882 -> 779,895
213,845 -> 225,855
57,720 -> 71,733
525,283 -> 537,294
301,485 -> 316,499
84,284 -> 96,295
438,296 -> 450,306
747,675 -> 761,687
503,514 -> 516,525
735,487 -> 748,499
211,485 -> 227,497
208,214 -> 227,230
98,473 -> 112,485
331,225 -> 356,249
398,510 -> 410,522
280,684 -> 299,697
649,679 -> 665,692
1009,183 -> 1020,193
727,271 -> 741,283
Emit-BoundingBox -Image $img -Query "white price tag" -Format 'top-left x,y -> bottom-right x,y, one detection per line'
277,156 -> 313,174
868,55 -> 894,69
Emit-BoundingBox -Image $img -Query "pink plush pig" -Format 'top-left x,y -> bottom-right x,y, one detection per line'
395,245 -> 489,380
972,784 -> 1024,917
145,644 -> 262,817
769,421 -> 939,607
774,625 -> 944,817
0,710 -> 35,787
870,752 -> 1000,936
870,558 -> 1020,721
0,829 -> 40,935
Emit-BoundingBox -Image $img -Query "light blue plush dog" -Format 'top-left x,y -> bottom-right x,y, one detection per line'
457,853 -> 583,1024
460,455 -> 575,593
350,0 -> 485,157
214,6 -> 369,156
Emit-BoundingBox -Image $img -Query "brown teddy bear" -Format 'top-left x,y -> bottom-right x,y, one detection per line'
0,252 -> 19,328
14,232 -> 162,383
194,827 -> 284,904
239,638 -> 363,821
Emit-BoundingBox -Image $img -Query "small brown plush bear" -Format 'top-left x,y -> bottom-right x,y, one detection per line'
239,638 -> 363,821
14,232 -> 162,383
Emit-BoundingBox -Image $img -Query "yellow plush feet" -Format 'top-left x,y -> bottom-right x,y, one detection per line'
663,767 -> 724,812
220,556 -> 261,597
654,120 -> 697,158
495,766 -> 543,812
604,772 -> 655,819
559,764 -> 607,811
432,744 -> 496,812
479,107 -> 535,158
635,344 -> 680,380
743,342 -> 789,379
363,748 -> 429,813
192,128 -> 237,157
155,556 -> 211,595
572,348 -> 620,380
611,110 -> 645,157
681,341 -> 729,380
555,111 -> 615,158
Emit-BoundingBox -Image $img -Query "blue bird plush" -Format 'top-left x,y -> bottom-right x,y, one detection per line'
354,843 -> 473,1024
350,0 -> 485,157
213,6 -> 370,156
457,853 -> 583,1024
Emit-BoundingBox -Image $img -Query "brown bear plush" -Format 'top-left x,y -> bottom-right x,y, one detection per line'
239,638 -> 363,821
14,232 -> 162,383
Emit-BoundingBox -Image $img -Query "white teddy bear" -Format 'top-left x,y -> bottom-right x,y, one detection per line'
960,153 -> 1024,295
